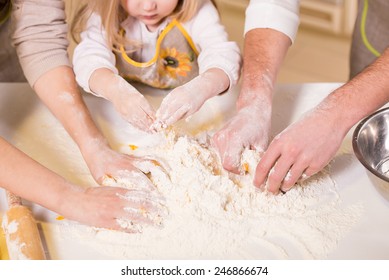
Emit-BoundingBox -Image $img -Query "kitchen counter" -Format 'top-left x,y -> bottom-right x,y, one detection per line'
0,82 -> 388,259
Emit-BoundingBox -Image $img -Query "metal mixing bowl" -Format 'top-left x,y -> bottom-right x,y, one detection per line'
353,107 -> 389,200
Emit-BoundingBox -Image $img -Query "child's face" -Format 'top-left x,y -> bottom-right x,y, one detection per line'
121,0 -> 179,31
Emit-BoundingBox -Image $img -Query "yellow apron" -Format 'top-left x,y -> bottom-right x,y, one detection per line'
116,19 -> 199,89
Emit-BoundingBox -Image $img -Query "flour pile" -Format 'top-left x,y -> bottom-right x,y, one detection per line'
57,130 -> 362,259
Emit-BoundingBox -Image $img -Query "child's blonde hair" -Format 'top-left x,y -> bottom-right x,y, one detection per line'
71,0 -> 216,53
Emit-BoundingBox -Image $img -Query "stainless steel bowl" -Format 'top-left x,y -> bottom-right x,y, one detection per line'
353,107 -> 389,200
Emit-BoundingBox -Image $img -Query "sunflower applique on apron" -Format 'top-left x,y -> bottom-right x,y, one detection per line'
116,19 -> 199,89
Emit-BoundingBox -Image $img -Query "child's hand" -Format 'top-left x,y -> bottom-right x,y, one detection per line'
89,70 -> 156,132
111,87 -> 156,131
155,85 -> 207,128
154,69 -> 230,129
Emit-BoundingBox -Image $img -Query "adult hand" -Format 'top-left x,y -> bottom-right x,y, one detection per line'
253,106 -> 347,194
60,184 -> 165,232
212,104 -> 271,174
84,141 -> 163,188
74,143 -> 167,231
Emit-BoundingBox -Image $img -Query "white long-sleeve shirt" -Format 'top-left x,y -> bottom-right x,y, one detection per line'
245,0 -> 300,42
73,0 -> 241,94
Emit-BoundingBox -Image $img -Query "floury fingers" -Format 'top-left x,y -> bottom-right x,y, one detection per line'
116,205 -> 165,233
116,192 -> 167,232
150,119 -> 168,132
300,172 -> 309,181
102,170 -> 168,232
130,155 -> 172,178
114,190 -> 167,232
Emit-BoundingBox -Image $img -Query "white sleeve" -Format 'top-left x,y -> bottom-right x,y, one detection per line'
184,0 -> 242,87
245,0 -> 300,43
72,13 -> 118,94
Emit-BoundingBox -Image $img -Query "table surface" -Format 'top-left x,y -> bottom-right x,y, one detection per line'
0,82 -> 388,260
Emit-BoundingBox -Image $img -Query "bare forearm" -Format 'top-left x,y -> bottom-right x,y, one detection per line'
239,28 -> 291,109
319,47 -> 389,132
33,66 -> 109,161
0,137 -> 79,212
0,137 -> 165,230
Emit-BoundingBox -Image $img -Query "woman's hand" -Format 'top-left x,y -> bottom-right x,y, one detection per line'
65,141 -> 167,231
60,184 -> 165,232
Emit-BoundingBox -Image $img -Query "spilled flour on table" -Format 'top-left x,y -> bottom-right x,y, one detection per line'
58,130 -> 363,259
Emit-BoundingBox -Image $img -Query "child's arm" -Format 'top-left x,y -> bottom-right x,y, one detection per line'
72,13 -> 155,131
155,68 -> 229,127
155,0 -> 241,128
89,68 -> 156,131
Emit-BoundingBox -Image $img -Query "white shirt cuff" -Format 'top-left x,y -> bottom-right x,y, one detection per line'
244,2 -> 300,43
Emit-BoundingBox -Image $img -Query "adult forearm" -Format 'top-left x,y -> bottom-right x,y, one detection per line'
33,66 -> 109,160
238,28 -> 291,109
0,137 -> 79,212
320,47 -> 389,132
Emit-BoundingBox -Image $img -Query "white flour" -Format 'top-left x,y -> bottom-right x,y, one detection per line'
57,130 -> 363,259
8,104 -> 363,259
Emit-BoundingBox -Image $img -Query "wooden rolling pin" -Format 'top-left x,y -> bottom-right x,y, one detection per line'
2,191 -> 46,260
